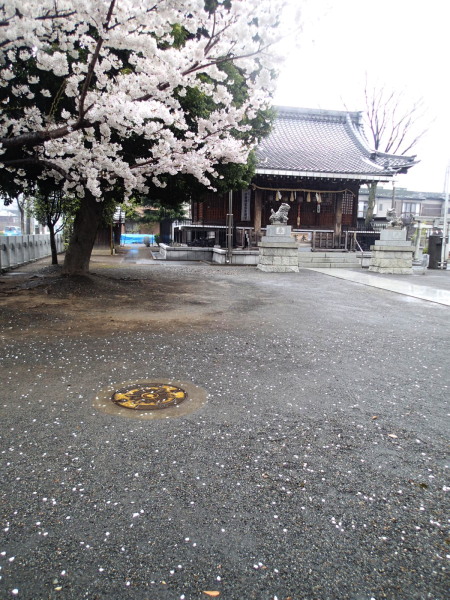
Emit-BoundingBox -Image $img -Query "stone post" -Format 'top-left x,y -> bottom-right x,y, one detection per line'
369,228 -> 413,274
257,224 -> 299,273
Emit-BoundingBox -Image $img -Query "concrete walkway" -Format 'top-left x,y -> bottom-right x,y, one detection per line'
307,267 -> 450,306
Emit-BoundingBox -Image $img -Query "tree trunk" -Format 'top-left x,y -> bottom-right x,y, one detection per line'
365,182 -> 378,227
17,199 -> 25,233
63,193 -> 104,275
48,222 -> 58,265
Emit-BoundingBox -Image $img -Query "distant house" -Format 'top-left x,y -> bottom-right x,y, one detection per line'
0,206 -> 19,233
0,203 -> 47,235
358,187 -> 447,224
174,106 -> 416,250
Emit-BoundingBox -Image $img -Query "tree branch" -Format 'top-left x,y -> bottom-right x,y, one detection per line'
0,118 -> 93,149
1,157 -> 74,181
78,0 -> 116,119
136,42 -> 267,102
363,78 -> 427,155
36,10 -> 76,21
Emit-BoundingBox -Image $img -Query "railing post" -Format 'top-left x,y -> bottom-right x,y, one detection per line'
0,240 -> 10,270
10,239 -> 17,267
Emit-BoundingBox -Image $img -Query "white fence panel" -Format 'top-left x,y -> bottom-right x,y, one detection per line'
0,234 -> 63,271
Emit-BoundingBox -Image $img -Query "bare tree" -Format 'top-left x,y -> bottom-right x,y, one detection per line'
16,196 -> 30,234
363,80 -> 428,225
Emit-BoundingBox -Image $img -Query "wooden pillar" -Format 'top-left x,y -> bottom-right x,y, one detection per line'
254,189 -> 262,236
352,193 -> 358,228
334,193 -> 343,241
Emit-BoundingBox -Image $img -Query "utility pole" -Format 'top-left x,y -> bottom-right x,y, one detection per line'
414,219 -> 422,261
226,190 -> 233,264
110,217 -> 115,255
441,162 -> 450,269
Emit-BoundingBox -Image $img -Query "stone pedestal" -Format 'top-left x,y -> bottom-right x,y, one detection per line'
257,225 -> 299,272
369,228 -> 413,274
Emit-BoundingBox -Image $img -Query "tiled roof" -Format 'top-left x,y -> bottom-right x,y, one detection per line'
255,106 -> 417,180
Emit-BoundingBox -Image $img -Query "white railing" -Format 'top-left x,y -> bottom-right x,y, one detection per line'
0,234 -> 64,271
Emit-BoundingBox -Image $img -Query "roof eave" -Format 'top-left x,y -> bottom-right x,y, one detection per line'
255,168 -> 397,182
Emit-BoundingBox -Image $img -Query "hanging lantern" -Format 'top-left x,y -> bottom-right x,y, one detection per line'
307,192 -> 311,203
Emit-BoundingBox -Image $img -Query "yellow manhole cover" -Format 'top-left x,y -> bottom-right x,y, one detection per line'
111,383 -> 187,411
93,379 -> 207,420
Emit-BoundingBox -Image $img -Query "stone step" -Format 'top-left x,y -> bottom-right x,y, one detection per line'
298,261 -> 361,269
311,252 -> 352,257
298,256 -> 360,263
298,251 -> 364,269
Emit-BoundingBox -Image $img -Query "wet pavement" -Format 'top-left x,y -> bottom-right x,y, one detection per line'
104,245 -> 450,305
0,250 -> 449,600
308,268 -> 450,306
122,244 -> 155,264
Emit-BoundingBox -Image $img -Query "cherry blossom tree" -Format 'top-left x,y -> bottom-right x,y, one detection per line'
0,0 -> 289,274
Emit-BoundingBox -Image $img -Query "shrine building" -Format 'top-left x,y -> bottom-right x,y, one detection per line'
174,106 -> 416,250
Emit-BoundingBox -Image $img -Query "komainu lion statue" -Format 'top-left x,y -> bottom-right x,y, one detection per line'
269,202 -> 290,224
386,208 -> 403,228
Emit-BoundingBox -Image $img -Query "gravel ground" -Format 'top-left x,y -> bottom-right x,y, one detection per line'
0,255 -> 449,600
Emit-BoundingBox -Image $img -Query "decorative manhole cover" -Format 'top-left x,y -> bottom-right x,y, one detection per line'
111,383 -> 187,411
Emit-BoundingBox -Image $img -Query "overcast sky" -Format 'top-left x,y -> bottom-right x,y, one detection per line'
272,0 -> 449,194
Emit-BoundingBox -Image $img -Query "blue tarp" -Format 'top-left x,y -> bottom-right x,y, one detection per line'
120,233 -> 155,245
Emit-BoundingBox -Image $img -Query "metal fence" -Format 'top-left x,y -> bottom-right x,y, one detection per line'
0,234 -> 64,271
